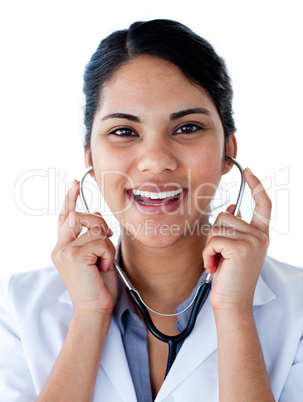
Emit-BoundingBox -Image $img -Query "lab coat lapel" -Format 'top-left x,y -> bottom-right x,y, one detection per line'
58,257 -> 275,402
100,318 -> 137,401
155,272 -> 276,401
252,273 -> 275,307
156,296 -> 217,400
59,290 -> 136,401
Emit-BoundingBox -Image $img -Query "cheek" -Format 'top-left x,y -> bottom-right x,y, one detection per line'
92,146 -> 133,212
189,145 -> 224,202
96,173 -> 129,217
189,143 -> 223,180
94,141 -> 134,172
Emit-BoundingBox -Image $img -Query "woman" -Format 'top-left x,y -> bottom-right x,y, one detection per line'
0,20 -> 302,401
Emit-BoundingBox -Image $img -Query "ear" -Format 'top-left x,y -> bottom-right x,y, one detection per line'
223,133 -> 237,174
84,146 -> 96,180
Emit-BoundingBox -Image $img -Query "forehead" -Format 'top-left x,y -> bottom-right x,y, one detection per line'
98,56 -> 217,115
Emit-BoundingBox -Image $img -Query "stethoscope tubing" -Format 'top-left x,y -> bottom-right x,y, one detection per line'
130,279 -> 211,377
79,156 -> 245,376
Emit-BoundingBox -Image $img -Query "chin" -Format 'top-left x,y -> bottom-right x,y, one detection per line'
122,225 -> 184,248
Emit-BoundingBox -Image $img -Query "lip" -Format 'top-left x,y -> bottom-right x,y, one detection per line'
129,184 -> 184,193
126,188 -> 187,214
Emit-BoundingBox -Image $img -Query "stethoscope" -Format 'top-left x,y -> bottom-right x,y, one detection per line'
79,156 -> 245,377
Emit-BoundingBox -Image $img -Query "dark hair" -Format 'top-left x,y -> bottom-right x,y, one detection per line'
83,19 -> 236,151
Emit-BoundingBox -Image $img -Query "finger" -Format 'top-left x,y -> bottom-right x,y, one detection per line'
226,204 -> 242,218
244,168 -> 272,234
72,229 -> 116,254
80,239 -> 115,272
77,213 -> 113,237
203,236 -> 237,274
207,223 -> 238,243
77,234 -> 116,271
210,212 -> 262,241
88,213 -> 113,236
58,180 -> 79,233
59,212 -> 112,246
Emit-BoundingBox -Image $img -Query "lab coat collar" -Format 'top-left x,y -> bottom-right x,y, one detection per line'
58,289 -> 72,306
58,248 -> 276,401
253,270 -> 276,307
155,265 -> 276,400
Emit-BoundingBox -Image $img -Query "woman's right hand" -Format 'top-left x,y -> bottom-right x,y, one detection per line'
51,180 -> 118,317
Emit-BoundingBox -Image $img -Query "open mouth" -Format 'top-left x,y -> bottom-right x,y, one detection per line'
131,188 -> 183,206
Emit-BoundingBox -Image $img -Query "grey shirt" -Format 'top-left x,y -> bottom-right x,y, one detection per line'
113,245 -> 207,401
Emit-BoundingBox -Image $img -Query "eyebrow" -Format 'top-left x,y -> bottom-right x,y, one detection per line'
100,108 -> 211,123
101,113 -> 140,122
170,108 -> 211,120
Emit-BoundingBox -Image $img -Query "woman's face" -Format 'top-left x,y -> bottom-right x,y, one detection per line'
86,56 -> 236,247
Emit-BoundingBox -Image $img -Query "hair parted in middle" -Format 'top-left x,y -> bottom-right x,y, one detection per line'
83,19 -> 236,151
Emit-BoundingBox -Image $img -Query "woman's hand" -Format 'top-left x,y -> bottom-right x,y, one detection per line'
203,168 -> 272,313
204,168 -> 275,401
38,181 -> 118,401
51,180 -> 118,317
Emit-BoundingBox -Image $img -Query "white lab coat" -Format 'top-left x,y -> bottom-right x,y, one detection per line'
0,255 -> 302,402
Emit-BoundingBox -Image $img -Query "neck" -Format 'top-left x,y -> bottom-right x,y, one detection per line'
120,231 -> 207,314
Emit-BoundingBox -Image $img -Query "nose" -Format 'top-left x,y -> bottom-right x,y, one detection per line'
137,139 -> 178,174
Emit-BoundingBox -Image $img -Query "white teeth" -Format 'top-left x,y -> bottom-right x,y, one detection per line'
132,188 -> 183,199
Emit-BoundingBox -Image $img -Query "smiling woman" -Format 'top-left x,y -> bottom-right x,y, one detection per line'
0,19 -> 303,402
86,55 -> 232,251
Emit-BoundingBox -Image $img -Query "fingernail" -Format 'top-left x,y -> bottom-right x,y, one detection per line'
246,167 -> 254,175
74,179 -> 79,188
107,227 -> 114,237
98,225 -> 113,237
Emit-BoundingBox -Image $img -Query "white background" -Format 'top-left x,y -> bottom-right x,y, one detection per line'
1,0 -> 302,279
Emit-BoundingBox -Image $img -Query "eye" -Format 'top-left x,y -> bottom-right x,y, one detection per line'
109,127 -> 138,137
174,123 -> 202,135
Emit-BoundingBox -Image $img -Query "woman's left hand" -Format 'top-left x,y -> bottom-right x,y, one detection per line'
203,168 -> 272,313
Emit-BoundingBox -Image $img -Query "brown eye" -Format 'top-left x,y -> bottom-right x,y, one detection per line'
175,124 -> 201,134
110,127 -> 138,137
